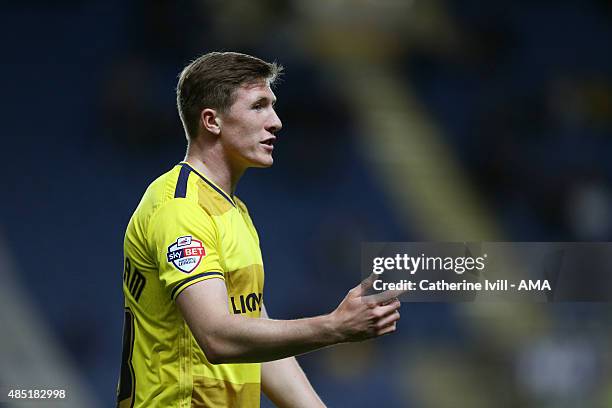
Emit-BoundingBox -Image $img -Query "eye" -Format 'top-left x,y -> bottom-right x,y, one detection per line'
251,101 -> 266,111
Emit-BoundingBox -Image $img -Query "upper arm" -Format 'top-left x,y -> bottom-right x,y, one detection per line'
149,199 -> 232,360
176,278 -> 231,352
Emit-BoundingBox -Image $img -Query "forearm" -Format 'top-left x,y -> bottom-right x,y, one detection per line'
262,357 -> 325,408
191,313 -> 341,364
177,277 -> 401,365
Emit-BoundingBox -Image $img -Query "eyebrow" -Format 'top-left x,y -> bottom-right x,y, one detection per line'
253,96 -> 277,106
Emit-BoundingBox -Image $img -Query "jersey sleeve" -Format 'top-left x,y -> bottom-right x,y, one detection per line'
149,199 -> 225,300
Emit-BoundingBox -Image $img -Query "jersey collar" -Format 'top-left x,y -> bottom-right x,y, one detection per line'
179,162 -> 237,208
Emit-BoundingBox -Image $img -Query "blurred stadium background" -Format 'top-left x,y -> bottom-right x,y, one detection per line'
1,0 -> 612,407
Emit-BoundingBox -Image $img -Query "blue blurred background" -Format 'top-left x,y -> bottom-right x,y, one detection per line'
1,1 -> 611,407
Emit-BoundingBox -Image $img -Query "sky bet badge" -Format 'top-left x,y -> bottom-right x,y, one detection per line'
167,235 -> 205,273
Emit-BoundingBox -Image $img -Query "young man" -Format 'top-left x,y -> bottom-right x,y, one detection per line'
118,52 -> 401,407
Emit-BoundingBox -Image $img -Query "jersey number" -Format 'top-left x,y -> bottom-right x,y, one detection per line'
117,308 -> 135,408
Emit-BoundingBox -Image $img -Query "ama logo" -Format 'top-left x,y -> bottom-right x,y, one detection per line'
166,235 -> 205,273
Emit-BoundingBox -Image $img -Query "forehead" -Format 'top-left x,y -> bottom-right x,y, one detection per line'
232,80 -> 276,103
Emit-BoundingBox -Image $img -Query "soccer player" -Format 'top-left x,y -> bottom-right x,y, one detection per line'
117,51 -> 401,407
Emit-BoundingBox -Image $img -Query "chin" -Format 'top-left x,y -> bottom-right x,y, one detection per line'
249,157 -> 274,168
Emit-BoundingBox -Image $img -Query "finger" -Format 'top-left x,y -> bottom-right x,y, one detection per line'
364,288 -> 406,305
373,301 -> 401,318
376,311 -> 400,329
377,322 -> 397,336
351,273 -> 378,296
380,297 -> 399,306
370,301 -> 401,319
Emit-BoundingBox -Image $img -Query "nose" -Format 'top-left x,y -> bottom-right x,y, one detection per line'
266,110 -> 282,134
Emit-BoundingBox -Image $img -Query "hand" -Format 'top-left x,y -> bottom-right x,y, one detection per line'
330,274 -> 402,342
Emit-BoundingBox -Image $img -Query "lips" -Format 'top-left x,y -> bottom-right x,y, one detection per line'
260,137 -> 276,150
260,137 -> 276,146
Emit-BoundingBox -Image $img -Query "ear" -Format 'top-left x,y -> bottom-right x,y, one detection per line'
200,108 -> 221,135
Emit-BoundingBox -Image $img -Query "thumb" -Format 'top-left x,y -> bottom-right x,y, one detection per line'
351,273 -> 378,296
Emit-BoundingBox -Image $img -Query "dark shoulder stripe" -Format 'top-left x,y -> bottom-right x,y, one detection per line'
181,163 -> 236,207
171,271 -> 224,300
174,164 -> 192,198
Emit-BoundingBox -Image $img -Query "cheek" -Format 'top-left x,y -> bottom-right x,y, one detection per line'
240,124 -> 263,147
227,129 -> 259,155
223,116 -> 262,152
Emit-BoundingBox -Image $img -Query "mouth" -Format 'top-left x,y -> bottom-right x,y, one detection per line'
260,137 -> 276,151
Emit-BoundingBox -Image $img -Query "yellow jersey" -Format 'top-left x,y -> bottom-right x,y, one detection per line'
117,162 -> 264,407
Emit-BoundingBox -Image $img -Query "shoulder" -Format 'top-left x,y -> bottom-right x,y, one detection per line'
130,165 -> 185,222
125,165 -> 192,256
128,164 -> 221,235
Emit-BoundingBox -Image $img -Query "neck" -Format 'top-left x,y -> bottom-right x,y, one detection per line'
184,142 -> 245,196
